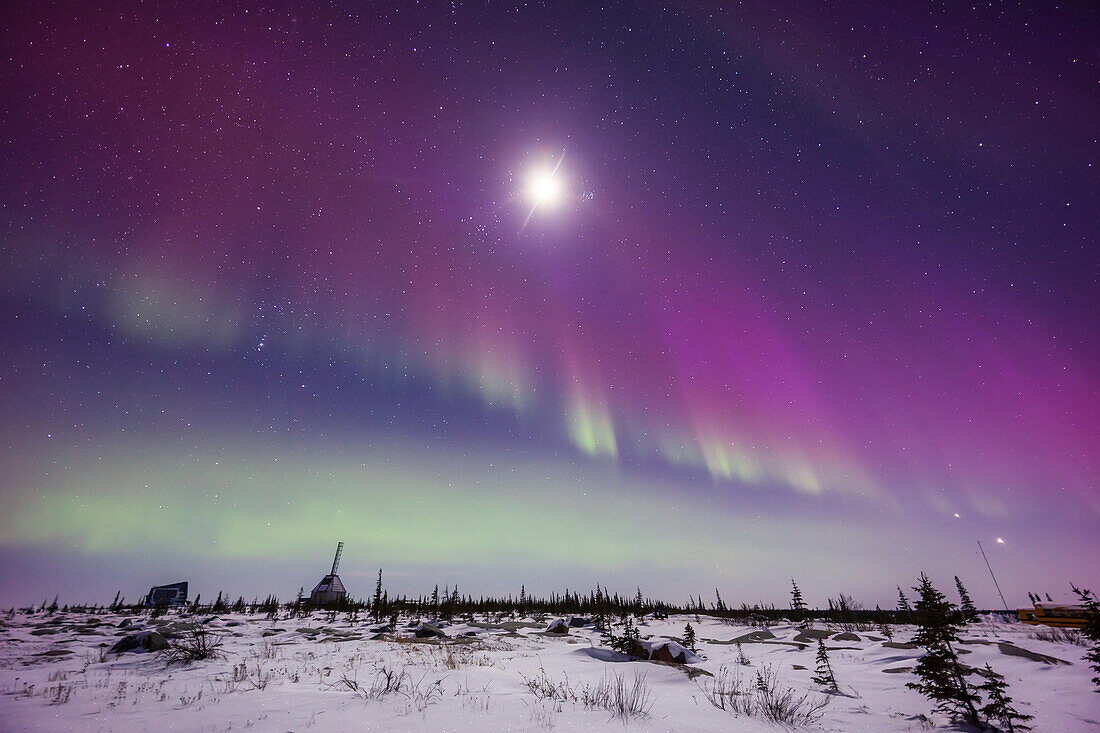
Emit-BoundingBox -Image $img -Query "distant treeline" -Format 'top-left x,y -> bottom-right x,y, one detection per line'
18,575 -> 1015,627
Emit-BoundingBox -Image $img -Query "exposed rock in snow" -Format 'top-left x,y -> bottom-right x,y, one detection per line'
643,640 -> 700,665
108,630 -> 167,654
792,628 -> 833,643
718,629 -> 776,644
414,622 -> 446,638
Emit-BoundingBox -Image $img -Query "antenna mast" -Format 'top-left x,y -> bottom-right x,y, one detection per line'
330,539 -> 343,572
977,540 -> 1009,611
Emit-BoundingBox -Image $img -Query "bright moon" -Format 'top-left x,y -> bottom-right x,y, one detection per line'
528,171 -> 563,207
519,153 -> 568,232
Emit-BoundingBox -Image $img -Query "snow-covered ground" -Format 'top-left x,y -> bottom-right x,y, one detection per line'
1,610 -> 1097,731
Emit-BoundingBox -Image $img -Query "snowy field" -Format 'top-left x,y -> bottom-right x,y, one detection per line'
1,610 -> 1097,732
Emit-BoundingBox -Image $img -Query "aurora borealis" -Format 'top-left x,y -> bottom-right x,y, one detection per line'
1,2 -> 1096,608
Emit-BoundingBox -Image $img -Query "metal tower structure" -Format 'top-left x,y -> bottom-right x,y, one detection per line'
330,541 -> 344,576
310,541 -> 348,606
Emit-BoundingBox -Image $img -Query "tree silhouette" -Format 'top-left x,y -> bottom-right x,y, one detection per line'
905,573 -> 982,727
790,579 -> 807,621
1071,584 -> 1100,690
954,576 -> 978,622
812,639 -> 839,692
977,664 -> 1032,732
683,622 -> 697,653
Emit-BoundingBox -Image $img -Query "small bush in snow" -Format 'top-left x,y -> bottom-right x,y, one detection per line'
160,623 -> 226,666
341,663 -> 445,710
702,665 -> 747,712
520,668 -> 652,720
581,671 -> 653,720
1026,627 -> 1084,646
521,666 -> 576,703
703,664 -> 828,726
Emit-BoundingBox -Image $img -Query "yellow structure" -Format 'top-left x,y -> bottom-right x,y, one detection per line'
1016,603 -> 1090,628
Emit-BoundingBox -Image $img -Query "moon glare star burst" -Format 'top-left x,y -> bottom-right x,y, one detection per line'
520,152 -> 566,231
529,171 -> 563,207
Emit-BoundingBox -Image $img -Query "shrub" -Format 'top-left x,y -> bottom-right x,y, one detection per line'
160,623 -> 226,666
520,669 -> 652,720
1027,627 -> 1084,646
581,672 -> 653,721
755,666 -> 830,725
341,662 -> 444,712
521,666 -> 576,703
703,664 -> 828,725
702,665 -> 748,712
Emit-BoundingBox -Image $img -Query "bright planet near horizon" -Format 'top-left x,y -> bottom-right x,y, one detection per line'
0,1 -> 1095,612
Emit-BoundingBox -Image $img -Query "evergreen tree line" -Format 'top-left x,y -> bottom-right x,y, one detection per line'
11,574 -> 1040,626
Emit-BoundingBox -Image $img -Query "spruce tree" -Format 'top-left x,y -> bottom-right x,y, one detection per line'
897,586 -> 913,614
1070,584 -> 1100,690
977,664 -> 1032,732
790,579 -> 807,620
812,639 -> 839,692
683,622 -> 697,653
615,617 -> 641,657
954,576 -> 978,622
906,573 -> 982,727
372,569 -> 384,623
601,614 -> 617,650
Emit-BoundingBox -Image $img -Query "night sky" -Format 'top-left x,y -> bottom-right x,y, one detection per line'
1,2 -> 1096,609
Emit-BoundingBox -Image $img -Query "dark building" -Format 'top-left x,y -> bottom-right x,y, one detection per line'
144,581 -> 188,607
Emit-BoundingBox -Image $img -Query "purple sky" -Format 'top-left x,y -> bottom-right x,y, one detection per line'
0,1 -> 1096,609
